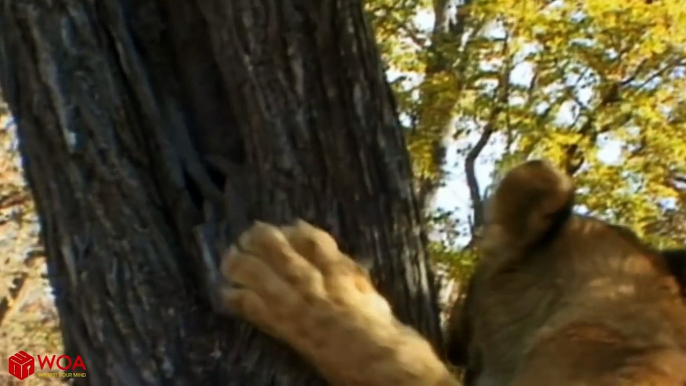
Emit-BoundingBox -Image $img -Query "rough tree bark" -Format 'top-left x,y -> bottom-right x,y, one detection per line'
0,0 -> 442,385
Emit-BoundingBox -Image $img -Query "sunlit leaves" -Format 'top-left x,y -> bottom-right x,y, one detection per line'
366,0 -> 686,277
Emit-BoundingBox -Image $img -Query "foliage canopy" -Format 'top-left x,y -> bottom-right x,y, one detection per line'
366,0 -> 686,284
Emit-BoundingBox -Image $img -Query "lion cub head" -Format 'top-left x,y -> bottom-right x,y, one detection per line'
447,160 -> 686,386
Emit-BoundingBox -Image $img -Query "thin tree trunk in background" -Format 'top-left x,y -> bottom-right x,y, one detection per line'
0,0 -> 442,385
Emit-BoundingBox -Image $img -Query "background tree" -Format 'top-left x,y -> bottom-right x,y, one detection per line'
367,0 -> 686,304
0,1 -> 442,384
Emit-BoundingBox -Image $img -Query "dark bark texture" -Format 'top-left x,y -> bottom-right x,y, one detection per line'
0,0 -> 442,385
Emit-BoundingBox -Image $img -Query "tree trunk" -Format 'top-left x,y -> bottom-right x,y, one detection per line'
0,0 -> 442,385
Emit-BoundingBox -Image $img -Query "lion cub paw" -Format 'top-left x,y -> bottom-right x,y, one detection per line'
219,220 -> 393,347
219,220 -> 458,386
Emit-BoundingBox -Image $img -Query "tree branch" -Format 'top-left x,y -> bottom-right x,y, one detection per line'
465,33 -> 510,233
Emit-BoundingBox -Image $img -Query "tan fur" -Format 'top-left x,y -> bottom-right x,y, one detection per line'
220,160 -> 686,386
220,220 -> 459,386
448,160 -> 686,385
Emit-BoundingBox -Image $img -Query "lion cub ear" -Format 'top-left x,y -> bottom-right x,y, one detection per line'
483,160 -> 575,250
